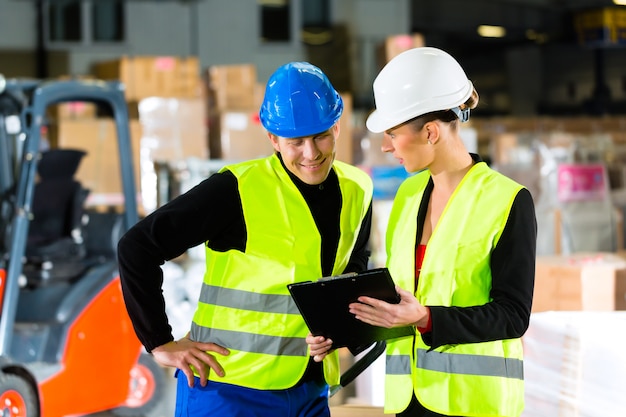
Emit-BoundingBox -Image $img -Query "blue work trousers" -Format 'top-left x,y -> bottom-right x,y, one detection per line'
174,370 -> 330,417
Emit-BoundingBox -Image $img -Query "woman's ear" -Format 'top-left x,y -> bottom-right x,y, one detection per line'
424,121 -> 440,145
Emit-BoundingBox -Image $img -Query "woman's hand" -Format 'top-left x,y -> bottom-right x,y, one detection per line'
150,334 -> 230,387
349,285 -> 429,329
305,333 -> 334,362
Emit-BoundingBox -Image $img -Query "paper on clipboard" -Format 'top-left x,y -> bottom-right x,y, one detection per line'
287,267 -> 414,355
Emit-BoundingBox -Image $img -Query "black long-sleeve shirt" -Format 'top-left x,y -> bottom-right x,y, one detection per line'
118,156 -> 373,352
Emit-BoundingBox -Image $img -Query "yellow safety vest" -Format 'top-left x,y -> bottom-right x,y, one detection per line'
190,154 -> 373,390
385,162 -> 525,416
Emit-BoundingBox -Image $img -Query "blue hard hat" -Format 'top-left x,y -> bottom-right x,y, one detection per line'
259,62 -> 343,138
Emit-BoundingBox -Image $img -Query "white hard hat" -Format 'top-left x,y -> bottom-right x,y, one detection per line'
366,47 -> 474,133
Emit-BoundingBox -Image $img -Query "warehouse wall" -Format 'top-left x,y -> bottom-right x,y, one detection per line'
0,0 -> 409,104
66,1 -> 197,77
1,0 -> 624,114
0,0 -> 36,49
197,0 -> 304,81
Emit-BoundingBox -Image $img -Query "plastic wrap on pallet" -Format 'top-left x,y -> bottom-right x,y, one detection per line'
522,311 -> 626,416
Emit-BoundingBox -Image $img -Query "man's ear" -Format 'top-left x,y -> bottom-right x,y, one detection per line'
268,132 -> 281,153
332,121 -> 340,138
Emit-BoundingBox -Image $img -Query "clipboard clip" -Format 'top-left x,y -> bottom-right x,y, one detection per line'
317,271 -> 358,282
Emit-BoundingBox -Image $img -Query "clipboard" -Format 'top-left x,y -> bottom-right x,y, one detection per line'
287,267 -> 414,355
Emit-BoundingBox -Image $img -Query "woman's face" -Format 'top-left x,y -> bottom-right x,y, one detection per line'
269,124 -> 338,185
382,121 -> 432,173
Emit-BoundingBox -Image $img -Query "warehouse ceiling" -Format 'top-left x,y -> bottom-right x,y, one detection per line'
410,0 -> 622,56
405,0 -> 626,115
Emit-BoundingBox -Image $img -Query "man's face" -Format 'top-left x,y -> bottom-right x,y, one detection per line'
269,124 -> 339,185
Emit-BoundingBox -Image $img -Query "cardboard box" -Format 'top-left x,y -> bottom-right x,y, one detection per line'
47,101 -> 98,120
136,96 -> 210,213
138,96 -> 209,163
49,118 -> 143,205
44,76 -> 101,120
330,405 -> 385,417
209,111 -> 273,160
93,56 -> 202,101
336,92 -> 353,164
533,252 -> 626,312
206,64 -> 258,111
380,34 -> 425,65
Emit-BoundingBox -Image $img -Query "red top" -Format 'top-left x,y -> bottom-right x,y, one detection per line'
415,244 -> 432,333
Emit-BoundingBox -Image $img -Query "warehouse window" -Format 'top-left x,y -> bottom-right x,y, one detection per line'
47,0 -> 125,44
259,0 -> 291,42
301,0 -> 331,46
48,0 -> 82,42
302,0 -> 329,29
91,1 -> 125,42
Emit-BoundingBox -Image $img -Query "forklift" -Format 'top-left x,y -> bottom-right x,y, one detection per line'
0,74 -> 167,417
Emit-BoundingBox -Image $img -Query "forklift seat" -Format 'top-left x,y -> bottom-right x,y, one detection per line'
23,148 -> 90,287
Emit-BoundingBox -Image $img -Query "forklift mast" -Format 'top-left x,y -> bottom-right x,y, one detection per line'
0,76 -> 139,356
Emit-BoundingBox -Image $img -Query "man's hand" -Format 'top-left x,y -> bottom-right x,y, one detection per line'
305,333 -> 333,362
151,335 -> 230,387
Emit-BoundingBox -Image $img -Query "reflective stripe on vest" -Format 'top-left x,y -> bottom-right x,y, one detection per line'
199,284 -> 301,315
192,284 -> 305,356
386,348 -> 524,380
386,354 -> 411,375
384,162 -> 525,416
190,154 -> 373,390
417,349 -> 523,380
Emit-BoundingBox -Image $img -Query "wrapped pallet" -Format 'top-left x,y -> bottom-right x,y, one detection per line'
523,311 -> 626,416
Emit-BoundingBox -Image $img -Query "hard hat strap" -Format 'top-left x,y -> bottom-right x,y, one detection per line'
451,106 -> 470,122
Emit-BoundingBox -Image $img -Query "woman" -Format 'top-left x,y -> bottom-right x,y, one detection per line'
307,47 -> 536,417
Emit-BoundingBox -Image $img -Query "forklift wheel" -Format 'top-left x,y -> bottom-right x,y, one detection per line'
0,372 -> 38,417
111,353 -> 167,417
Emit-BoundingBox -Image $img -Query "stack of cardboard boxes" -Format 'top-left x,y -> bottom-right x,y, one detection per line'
532,252 -> 626,313
205,63 -> 270,161
523,311 -> 626,416
46,55 -> 208,215
47,113 -> 144,209
524,252 -> 626,415
93,56 -> 208,168
93,56 -> 202,101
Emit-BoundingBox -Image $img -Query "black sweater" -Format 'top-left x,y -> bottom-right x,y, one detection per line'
118,157 -> 373,352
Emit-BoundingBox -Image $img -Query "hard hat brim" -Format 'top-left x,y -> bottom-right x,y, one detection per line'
365,80 -> 473,133
266,116 -> 341,138
365,109 -> 396,134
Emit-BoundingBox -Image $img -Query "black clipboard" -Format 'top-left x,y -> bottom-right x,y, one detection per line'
287,267 -> 414,355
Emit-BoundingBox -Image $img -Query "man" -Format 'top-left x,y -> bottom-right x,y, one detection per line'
118,61 -> 373,417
